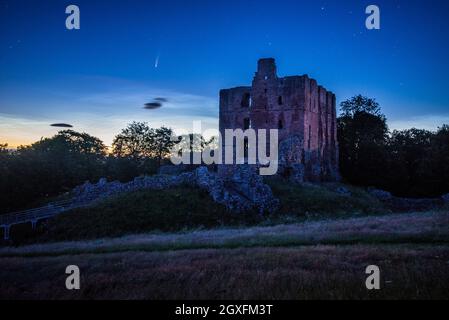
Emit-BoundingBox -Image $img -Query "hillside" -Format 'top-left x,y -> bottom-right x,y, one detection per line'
2,181 -> 388,244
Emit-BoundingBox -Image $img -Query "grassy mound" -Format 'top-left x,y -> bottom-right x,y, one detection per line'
4,180 -> 388,244
22,187 -> 258,243
267,178 -> 386,217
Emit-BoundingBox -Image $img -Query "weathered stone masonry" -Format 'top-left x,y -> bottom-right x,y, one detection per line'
219,58 -> 340,182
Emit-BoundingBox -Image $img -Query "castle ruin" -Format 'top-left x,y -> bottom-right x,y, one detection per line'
219,58 -> 339,182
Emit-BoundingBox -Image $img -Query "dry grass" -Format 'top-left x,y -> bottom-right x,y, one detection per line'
0,245 -> 448,299
1,211 -> 448,299
1,211 -> 448,257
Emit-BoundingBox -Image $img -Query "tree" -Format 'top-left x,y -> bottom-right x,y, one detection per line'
111,122 -> 159,178
0,131 -> 107,213
387,128 -> 434,196
24,130 -> 106,156
429,125 -> 449,196
112,122 -> 176,168
337,95 -> 389,187
112,121 -> 155,158
0,143 -> 8,154
340,95 -> 383,117
112,122 -> 155,158
152,126 -> 175,166
338,95 -> 449,197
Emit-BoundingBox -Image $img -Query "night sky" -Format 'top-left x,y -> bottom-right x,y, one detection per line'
1,0 -> 449,147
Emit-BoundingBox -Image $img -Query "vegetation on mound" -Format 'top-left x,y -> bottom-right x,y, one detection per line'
267,178 -> 386,216
18,187 -> 258,243
2,180 -> 391,244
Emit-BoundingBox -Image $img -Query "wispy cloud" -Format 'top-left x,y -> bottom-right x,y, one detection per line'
0,77 -> 220,147
77,88 -> 218,119
0,113 -> 56,147
389,114 -> 449,132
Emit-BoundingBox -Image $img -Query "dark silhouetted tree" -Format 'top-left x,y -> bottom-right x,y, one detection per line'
337,95 -> 389,187
430,125 -> 449,196
0,143 -> 8,154
112,122 -> 155,158
111,122 -> 175,171
0,130 -> 107,213
152,126 -> 175,167
387,128 -> 434,196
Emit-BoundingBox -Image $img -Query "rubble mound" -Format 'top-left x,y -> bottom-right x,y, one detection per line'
71,166 -> 279,214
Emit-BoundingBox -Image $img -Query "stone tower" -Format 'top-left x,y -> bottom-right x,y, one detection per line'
219,58 -> 339,182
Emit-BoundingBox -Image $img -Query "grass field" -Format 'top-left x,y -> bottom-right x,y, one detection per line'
0,211 -> 448,299
1,244 -> 448,300
1,182 -> 447,300
1,211 -> 448,257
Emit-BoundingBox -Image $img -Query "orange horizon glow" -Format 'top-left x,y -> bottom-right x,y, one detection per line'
0,138 -> 33,149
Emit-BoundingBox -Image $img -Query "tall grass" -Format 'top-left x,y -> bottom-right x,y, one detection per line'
1,244 -> 448,299
2,211 -> 447,258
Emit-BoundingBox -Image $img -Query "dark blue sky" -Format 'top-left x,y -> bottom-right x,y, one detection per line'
1,0 -> 449,146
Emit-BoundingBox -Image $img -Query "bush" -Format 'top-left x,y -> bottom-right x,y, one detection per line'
266,178 -> 386,216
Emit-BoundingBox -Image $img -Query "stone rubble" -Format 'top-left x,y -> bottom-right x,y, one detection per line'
71,166 -> 279,214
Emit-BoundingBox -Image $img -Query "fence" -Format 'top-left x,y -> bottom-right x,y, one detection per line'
0,199 -> 89,240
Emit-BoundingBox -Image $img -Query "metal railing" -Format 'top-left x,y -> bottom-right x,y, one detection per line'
0,199 -> 88,240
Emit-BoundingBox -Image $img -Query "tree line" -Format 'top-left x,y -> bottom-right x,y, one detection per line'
1,96 -> 448,213
338,95 -> 449,198
0,122 -> 197,213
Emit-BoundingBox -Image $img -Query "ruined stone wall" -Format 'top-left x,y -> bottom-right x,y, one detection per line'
219,58 -> 339,182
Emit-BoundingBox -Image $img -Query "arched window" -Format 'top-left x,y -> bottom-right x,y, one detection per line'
241,93 -> 250,108
278,96 -> 283,105
278,119 -> 283,130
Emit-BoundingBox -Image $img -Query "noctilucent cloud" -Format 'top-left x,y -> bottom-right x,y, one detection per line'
1,0 -> 449,147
